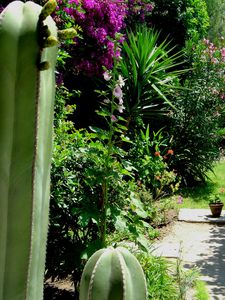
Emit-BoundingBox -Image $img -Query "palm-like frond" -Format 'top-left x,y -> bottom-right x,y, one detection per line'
119,26 -> 186,122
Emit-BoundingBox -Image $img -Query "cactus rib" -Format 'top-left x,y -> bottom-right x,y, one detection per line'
79,247 -> 148,300
0,1 -> 57,299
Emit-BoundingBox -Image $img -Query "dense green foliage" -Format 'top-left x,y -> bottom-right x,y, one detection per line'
39,0 -> 225,297
183,0 -> 209,41
46,84 -> 169,290
138,254 -> 177,299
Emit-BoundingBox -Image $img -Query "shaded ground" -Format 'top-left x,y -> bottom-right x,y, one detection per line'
44,285 -> 75,300
44,278 -> 76,300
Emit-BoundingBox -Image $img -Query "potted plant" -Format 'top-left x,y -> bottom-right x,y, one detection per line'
209,195 -> 224,217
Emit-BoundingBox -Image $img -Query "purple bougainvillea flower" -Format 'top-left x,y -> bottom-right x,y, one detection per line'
55,0 -> 127,75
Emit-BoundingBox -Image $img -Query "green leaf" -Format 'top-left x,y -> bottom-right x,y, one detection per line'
81,239 -> 103,259
137,234 -> 151,253
115,215 -> 128,231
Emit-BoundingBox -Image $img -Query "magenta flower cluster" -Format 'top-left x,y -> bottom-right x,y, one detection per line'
198,38 -> 225,101
202,38 -> 225,64
56,0 -> 127,75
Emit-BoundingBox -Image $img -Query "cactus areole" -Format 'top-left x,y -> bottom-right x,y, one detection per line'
0,1 -> 58,299
79,247 -> 148,300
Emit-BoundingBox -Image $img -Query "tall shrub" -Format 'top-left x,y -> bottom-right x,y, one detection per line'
182,0 -> 209,41
169,39 -> 223,185
205,0 -> 225,43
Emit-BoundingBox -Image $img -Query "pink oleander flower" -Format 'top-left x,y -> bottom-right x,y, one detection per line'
203,38 -> 210,45
211,58 -> 219,64
221,47 -> 225,56
146,3 -> 154,11
68,0 -> 79,4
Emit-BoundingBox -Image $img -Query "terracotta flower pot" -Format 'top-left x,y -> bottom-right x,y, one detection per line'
209,202 -> 224,218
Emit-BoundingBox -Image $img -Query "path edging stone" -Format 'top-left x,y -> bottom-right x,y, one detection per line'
178,208 -> 225,224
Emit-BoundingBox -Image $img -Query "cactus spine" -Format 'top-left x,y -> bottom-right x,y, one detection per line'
0,1 -> 58,299
79,247 -> 148,300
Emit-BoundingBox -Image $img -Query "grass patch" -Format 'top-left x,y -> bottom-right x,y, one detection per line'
176,160 -> 225,209
195,280 -> 210,300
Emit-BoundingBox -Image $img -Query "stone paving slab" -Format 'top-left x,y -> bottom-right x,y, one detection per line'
153,242 -> 181,258
178,208 -> 225,224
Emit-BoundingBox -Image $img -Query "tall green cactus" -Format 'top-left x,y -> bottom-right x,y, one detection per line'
79,247 -> 148,300
0,1 -> 58,299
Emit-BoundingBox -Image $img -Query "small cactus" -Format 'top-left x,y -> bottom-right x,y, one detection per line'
79,247 -> 148,300
0,1 -> 57,299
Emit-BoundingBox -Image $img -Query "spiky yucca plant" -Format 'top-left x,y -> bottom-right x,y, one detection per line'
119,26 -> 185,127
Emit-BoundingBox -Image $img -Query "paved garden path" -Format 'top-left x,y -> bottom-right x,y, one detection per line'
153,209 -> 225,300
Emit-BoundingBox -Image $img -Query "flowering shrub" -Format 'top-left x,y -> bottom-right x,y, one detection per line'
191,38 -> 225,116
55,0 -> 127,75
128,126 -> 180,198
54,0 -> 155,76
169,38 -> 224,186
